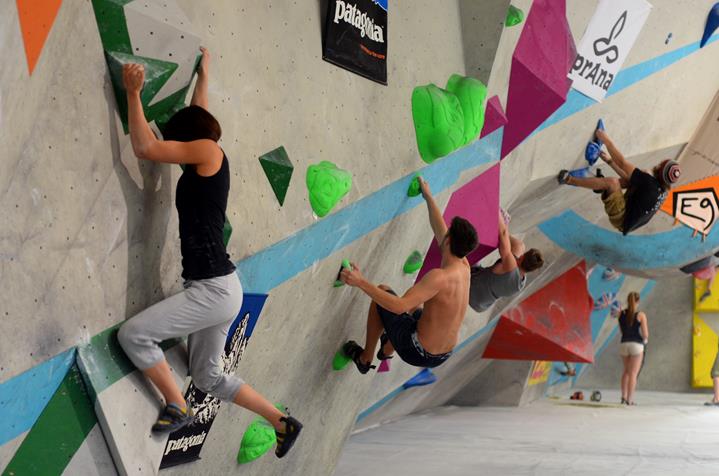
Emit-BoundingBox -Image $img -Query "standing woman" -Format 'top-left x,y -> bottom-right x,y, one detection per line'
117,48 -> 302,458
618,292 -> 648,405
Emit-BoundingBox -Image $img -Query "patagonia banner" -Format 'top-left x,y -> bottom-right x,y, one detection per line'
159,294 -> 268,469
568,0 -> 652,102
323,0 -> 388,85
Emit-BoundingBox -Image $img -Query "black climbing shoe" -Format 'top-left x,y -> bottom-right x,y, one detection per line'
376,333 -> 394,361
151,402 -> 194,433
592,168 -> 605,194
275,415 -> 303,458
557,170 -> 570,185
343,341 -> 376,374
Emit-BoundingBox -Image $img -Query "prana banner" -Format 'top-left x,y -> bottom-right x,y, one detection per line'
323,0 -> 388,85
568,0 -> 652,102
159,294 -> 268,469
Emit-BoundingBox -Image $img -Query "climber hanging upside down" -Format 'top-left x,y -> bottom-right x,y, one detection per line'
557,128 -> 681,235
468,210 -> 544,313
339,178 -> 478,373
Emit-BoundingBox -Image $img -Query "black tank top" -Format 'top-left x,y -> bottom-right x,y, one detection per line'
175,154 -> 236,280
619,311 -> 643,343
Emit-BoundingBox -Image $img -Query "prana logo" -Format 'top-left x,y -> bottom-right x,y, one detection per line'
593,11 -> 627,63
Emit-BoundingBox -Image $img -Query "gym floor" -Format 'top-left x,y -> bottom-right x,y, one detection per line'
335,390 -> 719,476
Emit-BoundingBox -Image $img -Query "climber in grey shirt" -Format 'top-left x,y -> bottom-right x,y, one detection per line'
469,210 -> 544,312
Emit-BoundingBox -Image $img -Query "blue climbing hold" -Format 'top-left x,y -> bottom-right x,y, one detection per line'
585,142 -> 601,166
402,368 -> 437,389
701,3 -> 719,48
584,119 -> 605,166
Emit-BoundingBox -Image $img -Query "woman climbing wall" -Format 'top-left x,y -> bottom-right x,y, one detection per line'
116,48 -> 302,458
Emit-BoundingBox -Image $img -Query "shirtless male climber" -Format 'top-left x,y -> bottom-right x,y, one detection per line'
469,210 -> 544,312
557,128 -> 681,235
340,178 -> 478,372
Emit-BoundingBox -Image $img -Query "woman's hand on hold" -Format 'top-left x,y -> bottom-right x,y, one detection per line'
419,177 -> 432,199
123,64 -> 145,95
198,47 -> 210,77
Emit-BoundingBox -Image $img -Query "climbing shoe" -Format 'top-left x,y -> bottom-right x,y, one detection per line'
275,415 -> 303,458
700,290 -> 712,303
557,169 -> 570,185
343,341 -> 376,374
592,168 -> 605,194
151,402 -> 194,433
376,333 -> 394,361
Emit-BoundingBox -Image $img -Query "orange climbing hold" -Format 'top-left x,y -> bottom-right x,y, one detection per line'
16,0 -> 63,74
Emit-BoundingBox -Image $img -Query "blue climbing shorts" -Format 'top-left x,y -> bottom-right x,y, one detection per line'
376,289 -> 451,368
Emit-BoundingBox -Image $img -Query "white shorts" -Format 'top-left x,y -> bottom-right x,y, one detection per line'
619,342 -> 644,357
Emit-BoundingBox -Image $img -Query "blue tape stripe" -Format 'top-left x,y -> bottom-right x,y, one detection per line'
0,349 -> 75,446
356,386 -> 403,423
539,211 -> 719,270
536,34 -> 719,134
587,266 -> 626,343
237,132 -> 502,293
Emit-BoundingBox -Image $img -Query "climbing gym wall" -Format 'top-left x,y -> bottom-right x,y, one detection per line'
1,0 -> 719,475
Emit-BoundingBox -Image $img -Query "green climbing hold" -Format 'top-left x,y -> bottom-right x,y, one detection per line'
332,346 -> 351,371
237,404 -> 285,464
403,251 -> 424,274
445,74 -> 488,145
506,5 -> 524,27
222,218 -> 233,247
407,174 -> 422,197
105,50 -> 179,132
306,161 -> 352,217
333,259 -> 352,287
411,84 -> 465,164
259,146 -> 294,206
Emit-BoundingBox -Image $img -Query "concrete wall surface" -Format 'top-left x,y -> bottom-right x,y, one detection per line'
2,0 -> 719,475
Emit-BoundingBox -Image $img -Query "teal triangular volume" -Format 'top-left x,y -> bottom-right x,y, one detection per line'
259,146 -> 294,206
105,50 -> 178,131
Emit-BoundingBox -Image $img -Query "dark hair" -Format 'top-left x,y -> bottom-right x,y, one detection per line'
160,105 -> 221,142
520,249 -> 544,272
448,217 -> 478,258
626,291 -> 640,326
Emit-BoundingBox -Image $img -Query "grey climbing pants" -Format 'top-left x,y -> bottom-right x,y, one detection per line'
118,272 -> 244,402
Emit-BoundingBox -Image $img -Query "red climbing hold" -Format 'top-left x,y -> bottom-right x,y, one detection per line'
483,262 -> 594,363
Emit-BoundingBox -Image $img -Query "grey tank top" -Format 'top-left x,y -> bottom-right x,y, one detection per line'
469,260 -> 526,312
